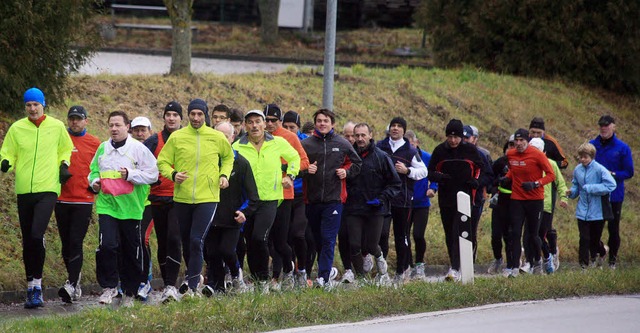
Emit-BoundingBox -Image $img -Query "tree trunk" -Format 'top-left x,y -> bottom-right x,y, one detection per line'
258,0 -> 280,44
164,0 -> 193,75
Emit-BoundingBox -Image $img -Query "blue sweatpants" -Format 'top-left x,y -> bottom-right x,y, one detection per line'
306,202 -> 342,282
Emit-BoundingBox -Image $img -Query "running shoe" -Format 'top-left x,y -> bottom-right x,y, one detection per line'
24,288 -> 34,309
26,287 -> 44,309
532,260 -> 543,274
231,277 -> 248,293
445,268 -> 461,282
341,269 -> 355,283
269,278 -> 281,292
414,262 -> 426,280
487,258 -> 503,275
544,254 -> 555,274
201,285 -> 215,298
160,285 -> 180,303
121,295 -> 135,308
59,280 -> 75,304
136,281 -> 151,302
363,254 -> 374,273
313,277 -> 326,289
375,255 -> 388,275
296,271 -> 308,288
375,273 -> 392,287
519,261 -> 531,274
282,271 -> 295,291
99,287 -> 118,304
329,267 -> 339,281
553,246 -> 560,271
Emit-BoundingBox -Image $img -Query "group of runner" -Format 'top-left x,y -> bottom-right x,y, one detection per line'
0,87 -> 633,309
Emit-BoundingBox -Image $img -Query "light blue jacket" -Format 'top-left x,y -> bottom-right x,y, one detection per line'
568,159 -> 617,221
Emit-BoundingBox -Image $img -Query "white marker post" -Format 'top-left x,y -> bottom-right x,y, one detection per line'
457,191 -> 474,284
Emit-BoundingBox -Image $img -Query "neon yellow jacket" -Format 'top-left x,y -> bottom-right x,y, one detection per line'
0,116 -> 73,195
157,124 -> 233,204
544,158 -> 568,213
233,133 -> 300,201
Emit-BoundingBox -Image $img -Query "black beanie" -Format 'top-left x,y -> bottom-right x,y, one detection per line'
164,101 -> 183,119
445,119 -> 464,137
529,117 -> 545,131
389,117 -> 407,134
188,99 -> 210,126
283,110 -> 301,127
264,104 -> 282,120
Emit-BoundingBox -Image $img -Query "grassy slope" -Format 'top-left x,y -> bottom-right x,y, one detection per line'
0,66 -> 638,294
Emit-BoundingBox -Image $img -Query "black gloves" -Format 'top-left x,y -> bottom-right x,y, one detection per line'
59,163 -> 72,185
499,177 -> 512,188
431,171 -> 451,182
466,179 -> 479,189
521,181 -> 539,191
0,159 -> 10,173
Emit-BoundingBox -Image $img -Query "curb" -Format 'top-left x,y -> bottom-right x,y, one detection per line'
97,47 -> 434,70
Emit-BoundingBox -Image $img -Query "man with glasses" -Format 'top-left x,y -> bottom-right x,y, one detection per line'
211,104 -> 231,127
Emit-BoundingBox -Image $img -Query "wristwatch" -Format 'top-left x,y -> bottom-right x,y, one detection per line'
287,174 -> 295,181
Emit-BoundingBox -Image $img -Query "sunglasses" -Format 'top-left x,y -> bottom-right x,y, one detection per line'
265,118 -> 279,123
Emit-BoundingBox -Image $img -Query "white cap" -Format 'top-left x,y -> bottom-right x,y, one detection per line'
131,116 -> 152,129
244,109 -> 265,119
529,137 -> 545,152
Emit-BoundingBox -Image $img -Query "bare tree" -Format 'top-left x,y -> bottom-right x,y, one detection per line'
259,0 -> 280,44
164,0 -> 193,75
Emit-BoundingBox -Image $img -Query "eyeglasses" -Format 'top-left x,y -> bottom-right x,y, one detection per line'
265,118 -> 279,123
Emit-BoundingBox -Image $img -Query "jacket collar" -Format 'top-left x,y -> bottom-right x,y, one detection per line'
105,134 -> 133,155
237,131 -> 275,145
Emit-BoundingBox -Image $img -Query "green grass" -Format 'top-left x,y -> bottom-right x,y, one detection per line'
1,66 -> 639,292
2,267 -> 639,332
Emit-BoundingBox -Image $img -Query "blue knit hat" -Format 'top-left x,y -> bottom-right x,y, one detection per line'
24,87 -> 45,106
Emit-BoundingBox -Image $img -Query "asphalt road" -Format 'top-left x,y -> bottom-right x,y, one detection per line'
78,51 -> 297,75
270,295 -> 640,333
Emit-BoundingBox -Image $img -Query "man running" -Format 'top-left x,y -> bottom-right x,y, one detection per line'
142,101 -> 184,302
157,99 -> 234,296
0,87 -> 73,308
55,105 -> 101,303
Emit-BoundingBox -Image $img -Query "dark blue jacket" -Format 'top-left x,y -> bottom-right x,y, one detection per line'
590,134 -> 634,203
345,140 -> 402,216
376,138 -> 423,208
412,148 -> 437,208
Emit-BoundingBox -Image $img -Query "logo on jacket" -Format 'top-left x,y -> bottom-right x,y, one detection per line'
332,148 -> 340,152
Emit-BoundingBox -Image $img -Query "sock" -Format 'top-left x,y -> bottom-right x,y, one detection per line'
33,278 -> 42,288
27,280 -> 35,289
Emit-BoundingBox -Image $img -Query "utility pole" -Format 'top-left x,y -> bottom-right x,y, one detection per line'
322,0 -> 337,110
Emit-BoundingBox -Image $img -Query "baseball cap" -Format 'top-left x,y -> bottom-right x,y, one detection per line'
67,105 -> 87,119
598,115 -> 615,126
245,109 -> 265,120
463,125 -> 478,138
513,128 -> 529,140
131,116 -> 152,129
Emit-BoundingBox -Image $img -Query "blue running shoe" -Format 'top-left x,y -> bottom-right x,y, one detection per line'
24,288 -> 34,309
26,286 -> 44,308
544,254 -> 555,274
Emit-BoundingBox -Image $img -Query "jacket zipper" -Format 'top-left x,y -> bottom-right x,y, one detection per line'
321,137 -> 326,201
31,126 -> 40,192
193,130 -> 200,203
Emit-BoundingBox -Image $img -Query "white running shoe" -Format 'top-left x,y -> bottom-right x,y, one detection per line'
231,277 -> 248,293
363,254 -> 374,273
445,268 -> 461,282
329,267 -> 339,281
58,280 -> 75,304
313,277 -> 326,289
375,273 -> 392,287
375,255 -> 388,275
160,285 -> 180,303
553,246 -> 560,271
519,261 -> 532,274
99,288 -> 118,304
136,282 -> 152,301
341,269 -> 355,283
